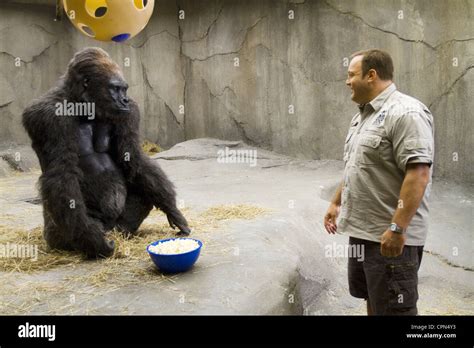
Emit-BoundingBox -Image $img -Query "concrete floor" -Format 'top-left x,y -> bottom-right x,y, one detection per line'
0,139 -> 472,315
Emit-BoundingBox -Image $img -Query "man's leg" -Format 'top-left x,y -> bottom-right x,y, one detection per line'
348,237 -> 373,313
364,244 -> 423,315
367,299 -> 374,315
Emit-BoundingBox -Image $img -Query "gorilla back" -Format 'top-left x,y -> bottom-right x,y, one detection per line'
22,47 -> 191,258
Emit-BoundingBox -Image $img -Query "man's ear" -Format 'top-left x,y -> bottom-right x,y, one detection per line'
83,78 -> 89,89
367,69 -> 377,82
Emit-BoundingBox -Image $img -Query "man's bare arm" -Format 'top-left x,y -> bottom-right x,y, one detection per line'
392,163 -> 431,229
331,181 -> 344,206
381,163 -> 431,256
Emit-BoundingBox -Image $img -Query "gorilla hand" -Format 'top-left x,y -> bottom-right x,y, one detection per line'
72,220 -> 115,258
167,209 -> 191,236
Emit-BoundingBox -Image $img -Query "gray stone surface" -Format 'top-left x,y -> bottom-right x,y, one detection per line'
0,0 -> 473,182
0,139 -> 472,315
0,145 -> 40,175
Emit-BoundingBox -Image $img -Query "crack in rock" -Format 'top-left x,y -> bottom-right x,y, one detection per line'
0,38 -> 58,66
182,16 -> 267,62
424,249 -> 474,272
199,75 -> 237,103
199,79 -> 254,144
0,153 -> 26,172
200,80 -> 251,145
229,115 -> 256,146
131,30 -> 179,48
164,101 -> 181,126
209,85 -> 237,99
0,101 -> 13,109
324,1 -> 474,50
141,62 -> 183,128
429,65 -> 473,109
177,0 -> 187,139
323,0 -> 434,50
256,43 -> 327,87
433,38 -> 474,49
0,24 -> 58,63
181,4 -> 224,43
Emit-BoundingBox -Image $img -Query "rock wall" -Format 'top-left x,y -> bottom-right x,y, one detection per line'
0,0 -> 473,182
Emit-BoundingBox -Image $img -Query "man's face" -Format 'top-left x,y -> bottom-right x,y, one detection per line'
346,55 -> 371,105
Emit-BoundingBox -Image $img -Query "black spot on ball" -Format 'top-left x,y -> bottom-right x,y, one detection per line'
95,7 -> 107,17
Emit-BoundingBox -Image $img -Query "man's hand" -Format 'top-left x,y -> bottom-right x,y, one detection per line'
380,229 -> 406,257
324,203 -> 340,234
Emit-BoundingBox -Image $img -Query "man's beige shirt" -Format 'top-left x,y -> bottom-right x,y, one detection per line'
338,83 -> 434,246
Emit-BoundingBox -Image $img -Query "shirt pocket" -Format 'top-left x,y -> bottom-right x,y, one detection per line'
356,134 -> 382,165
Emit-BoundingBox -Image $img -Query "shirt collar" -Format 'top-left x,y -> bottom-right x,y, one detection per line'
367,83 -> 397,113
357,83 -> 397,115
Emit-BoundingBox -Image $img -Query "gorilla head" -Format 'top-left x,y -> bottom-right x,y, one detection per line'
64,47 -> 130,118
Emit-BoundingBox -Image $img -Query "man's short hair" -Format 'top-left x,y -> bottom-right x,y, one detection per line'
350,49 -> 394,81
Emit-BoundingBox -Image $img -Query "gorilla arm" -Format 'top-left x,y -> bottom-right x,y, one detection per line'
22,96 -> 115,257
113,101 -> 191,235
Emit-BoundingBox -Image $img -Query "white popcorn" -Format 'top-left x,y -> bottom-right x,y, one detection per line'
149,239 -> 200,255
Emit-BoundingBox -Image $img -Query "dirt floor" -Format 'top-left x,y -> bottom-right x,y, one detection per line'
0,139 -> 472,315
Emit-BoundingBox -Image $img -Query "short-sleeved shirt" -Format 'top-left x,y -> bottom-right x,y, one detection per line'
338,83 -> 434,246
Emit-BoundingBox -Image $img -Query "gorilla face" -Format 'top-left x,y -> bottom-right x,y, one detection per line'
82,74 -> 130,115
65,47 -> 132,118
106,77 -> 130,113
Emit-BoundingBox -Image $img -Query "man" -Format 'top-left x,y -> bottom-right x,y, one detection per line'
324,49 -> 434,315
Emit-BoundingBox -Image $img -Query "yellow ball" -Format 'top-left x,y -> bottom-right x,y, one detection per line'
63,0 -> 155,42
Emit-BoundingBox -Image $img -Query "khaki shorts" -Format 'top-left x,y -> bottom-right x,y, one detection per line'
348,237 -> 423,315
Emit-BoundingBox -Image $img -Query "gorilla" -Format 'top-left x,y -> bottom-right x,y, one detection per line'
22,47 -> 190,258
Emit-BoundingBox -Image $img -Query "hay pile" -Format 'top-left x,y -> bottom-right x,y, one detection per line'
0,227 -> 83,272
0,204 -> 269,273
201,204 -> 268,221
141,140 -> 162,155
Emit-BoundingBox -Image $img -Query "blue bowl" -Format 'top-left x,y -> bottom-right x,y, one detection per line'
147,238 -> 202,274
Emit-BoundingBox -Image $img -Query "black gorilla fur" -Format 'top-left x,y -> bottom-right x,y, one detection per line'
22,47 -> 190,258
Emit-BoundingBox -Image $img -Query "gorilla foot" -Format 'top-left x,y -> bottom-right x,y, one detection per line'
176,229 -> 191,236
73,221 -> 116,259
167,211 -> 191,236
84,239 -> 115,259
